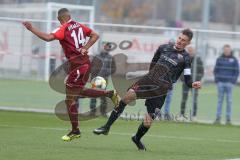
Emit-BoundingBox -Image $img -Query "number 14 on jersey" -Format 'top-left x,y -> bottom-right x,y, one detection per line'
71,27 -> 86,49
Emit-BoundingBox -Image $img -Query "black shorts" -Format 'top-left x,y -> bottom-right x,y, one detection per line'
145,96 -> 166,119
129,75 -> 171,99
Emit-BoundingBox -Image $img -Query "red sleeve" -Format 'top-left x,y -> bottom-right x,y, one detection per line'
51,25 -> 65,40
81,24 -> 92,37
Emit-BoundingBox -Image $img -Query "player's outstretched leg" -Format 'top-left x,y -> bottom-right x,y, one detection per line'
131,114 -> 153,151
76,88 -> 120,107
93,89 -> 136,135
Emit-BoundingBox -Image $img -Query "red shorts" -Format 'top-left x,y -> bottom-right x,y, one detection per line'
65,63 -> 90,89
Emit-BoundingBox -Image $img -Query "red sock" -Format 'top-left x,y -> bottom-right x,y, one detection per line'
79,88 -> 112,98
67,102 -> 79,131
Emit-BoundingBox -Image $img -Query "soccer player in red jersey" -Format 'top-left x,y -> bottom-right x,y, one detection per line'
22,8 -> 120,141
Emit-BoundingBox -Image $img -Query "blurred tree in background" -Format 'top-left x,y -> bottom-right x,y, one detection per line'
0,0 -> 239,30
182,0 -> 202,21
211,0 -> 235,24
101,0 -> 152,23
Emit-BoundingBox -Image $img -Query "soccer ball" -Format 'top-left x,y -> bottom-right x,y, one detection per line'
91,76 -> 107,89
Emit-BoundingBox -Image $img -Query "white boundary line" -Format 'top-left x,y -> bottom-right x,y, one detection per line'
0,106 -> 54,113
0,124 -> 240,144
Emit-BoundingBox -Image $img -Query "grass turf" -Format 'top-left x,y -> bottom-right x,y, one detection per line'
0,111 -> 240,160
0,79 -> 240,122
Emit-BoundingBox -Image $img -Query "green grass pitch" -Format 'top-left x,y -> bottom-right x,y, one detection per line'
0,111 -> 240,160
0,79 -> 240,159
0,79 -> 240,122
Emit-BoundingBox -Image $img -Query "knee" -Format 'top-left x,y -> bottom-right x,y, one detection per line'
143,114 -> 153,128
227,100 -> 232,104
122,89 -> 136,104
217,98 -> 223,103
65,96 -> 78,107
143,119 -> 152,128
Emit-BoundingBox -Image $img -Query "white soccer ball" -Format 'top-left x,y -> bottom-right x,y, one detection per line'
91,76 -> 107,89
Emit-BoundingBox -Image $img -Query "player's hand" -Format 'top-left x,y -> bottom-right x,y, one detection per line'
77,47 -> 88,55
22,21 -> 33,30
192,81 -> 201,89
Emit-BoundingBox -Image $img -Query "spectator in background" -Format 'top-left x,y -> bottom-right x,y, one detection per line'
177,46 -> 204,122
214,44 -> 239,125
89,43 -> 116,116
163,89 -> 173,120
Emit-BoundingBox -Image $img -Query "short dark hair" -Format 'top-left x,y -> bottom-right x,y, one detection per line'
181,28 -> 193,41
223,44 -> 231,48
104,42 -> 112,50
58,8 -> 70,16
105,42 -> 111,47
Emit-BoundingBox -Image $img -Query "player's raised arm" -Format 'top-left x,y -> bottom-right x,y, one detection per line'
22,21 -> 55,42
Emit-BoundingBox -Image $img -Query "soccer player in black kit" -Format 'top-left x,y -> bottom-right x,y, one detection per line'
93,29 -> 201,150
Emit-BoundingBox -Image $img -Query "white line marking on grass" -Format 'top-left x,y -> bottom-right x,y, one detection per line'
110,131 -> 204,141
0,106 -> 54,113
110,132 -> 240,143
0,124 -> 65,131
225,159 -> 240,160
1,124 -> 240,143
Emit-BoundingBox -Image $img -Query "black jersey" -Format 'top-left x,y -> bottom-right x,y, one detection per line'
147,44 -> 191,84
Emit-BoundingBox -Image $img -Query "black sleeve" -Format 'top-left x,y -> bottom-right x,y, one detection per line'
184,54 -> 193,88
149,45 -> 163,70
184,75 -> 193,88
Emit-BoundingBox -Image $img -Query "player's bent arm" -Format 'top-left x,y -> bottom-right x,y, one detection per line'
184,75 -> 201,89
83,30 -> 99,50
183,68 -> 200,89
29,27 -> 55,42
22,21 -> 55,42
184,75 -> 193,88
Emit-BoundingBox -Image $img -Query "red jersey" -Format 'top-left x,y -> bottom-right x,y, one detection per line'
51,20 -> 92,65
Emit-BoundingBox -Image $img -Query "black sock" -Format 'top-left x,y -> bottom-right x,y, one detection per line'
135,123 -> 149,141
104,100 -> 127,128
